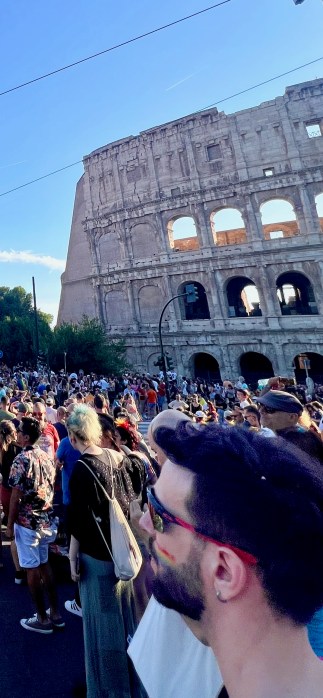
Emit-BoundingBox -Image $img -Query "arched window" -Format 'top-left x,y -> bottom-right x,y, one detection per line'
260,199 -> 298,239
178,281 -> 210,320
240,352 -> 274,388
211,208 -> 247,246
315,193 -> 323,232
293,352 -> 323,384
276,272 -> 318,315
189,352 -> 221,381
226,277 -> 262,318
168,216 -> 200,251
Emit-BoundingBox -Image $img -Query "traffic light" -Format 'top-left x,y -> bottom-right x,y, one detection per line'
165,353 -> 174,370
154,356 -> 166,371
185,283 -> 199,303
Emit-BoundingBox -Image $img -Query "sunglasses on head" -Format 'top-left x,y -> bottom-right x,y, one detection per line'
147,488 -> 257,566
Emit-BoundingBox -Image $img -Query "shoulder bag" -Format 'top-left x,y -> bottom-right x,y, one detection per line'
79,452 -> 142,581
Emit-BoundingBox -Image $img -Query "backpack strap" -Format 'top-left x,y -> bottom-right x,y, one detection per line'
78,456 -> 114,502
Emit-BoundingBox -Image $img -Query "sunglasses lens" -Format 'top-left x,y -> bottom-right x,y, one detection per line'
148,500 -> 164,533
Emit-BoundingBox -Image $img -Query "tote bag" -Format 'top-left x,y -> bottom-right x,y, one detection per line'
79,454 -> 142,581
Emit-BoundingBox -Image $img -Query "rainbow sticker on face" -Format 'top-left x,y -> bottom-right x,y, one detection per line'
155,542 -> 176,565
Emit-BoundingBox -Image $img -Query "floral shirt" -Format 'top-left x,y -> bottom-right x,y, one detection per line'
8,445 -> 56,530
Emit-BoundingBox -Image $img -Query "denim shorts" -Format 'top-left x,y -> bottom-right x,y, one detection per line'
14,521 -> 58,569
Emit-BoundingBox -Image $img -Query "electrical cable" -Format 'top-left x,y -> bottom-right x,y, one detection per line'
197,55 -> 323,111
0,1 -> 231,97
0,54 -> 322,198
0,161 -> 83,197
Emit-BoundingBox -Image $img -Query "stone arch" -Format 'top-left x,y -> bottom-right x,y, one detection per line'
239,352 -> 274,388
138,284 -> 165,324
178,281 -> 210,320
167,215 -> 200,251
260,199 -> 299,239
293,352 -> 323,384
276,271 -> 318,315
315,193 -> 323,232
210,207 -> 247,246
225,276 -> 262,318
99,231 -> 123,266
105,289 -> 132,326
189,352 -> 221,381
130,222 -> 159,259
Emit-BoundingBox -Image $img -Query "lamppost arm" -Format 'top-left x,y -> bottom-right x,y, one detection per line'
158,293 -> 187,403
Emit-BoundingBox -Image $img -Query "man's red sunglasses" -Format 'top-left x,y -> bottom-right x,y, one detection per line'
147,487 -> 258,567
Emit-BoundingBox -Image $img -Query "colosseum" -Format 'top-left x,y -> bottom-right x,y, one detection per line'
58,78 -> 323,384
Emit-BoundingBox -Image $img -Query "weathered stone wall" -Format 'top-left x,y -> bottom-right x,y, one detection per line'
58,78 -> 323,378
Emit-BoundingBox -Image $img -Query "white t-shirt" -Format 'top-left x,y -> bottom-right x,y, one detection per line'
128,596 -> 223,698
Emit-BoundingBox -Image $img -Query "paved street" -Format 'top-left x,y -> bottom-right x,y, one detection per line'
0,536 -> 86,698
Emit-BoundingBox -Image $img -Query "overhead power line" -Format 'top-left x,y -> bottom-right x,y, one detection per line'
0,1 -> 231,97
0,161 -> 83,197
198,55 -> 323,111
0,55 -> 322,198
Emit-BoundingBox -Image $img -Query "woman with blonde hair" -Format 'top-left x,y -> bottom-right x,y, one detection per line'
67,405 -> 146,698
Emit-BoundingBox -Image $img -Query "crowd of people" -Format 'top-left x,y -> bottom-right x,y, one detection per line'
1,362 -> 323,697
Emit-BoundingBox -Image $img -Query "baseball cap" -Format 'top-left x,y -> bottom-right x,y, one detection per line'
195,410 -> 205,418
46,397 -> 54,406
256,390 -> 303,414
17,402 -> 31,414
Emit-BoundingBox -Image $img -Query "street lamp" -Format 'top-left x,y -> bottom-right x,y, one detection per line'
158,284 -> 199,402
64,351 -> 67,375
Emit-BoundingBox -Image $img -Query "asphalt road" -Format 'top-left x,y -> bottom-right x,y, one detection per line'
0,535 -> 86,698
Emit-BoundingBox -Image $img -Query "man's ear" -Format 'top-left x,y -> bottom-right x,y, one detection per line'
202,545 -> 248,603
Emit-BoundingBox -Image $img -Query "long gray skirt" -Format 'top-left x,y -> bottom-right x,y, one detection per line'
79,553 -> 147,698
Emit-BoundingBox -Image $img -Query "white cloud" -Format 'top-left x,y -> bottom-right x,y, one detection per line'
0,249 -> 65,271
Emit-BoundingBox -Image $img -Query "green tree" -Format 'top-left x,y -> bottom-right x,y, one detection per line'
49,317 -> 127,374
0,286 -> 52,366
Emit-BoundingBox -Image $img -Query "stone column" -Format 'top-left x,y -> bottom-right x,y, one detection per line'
230,116 -> 249,180
259,266 -> 282,316
112,155 -> 124,207
207,271 -> 226,320
86,229 -> 100,274
273,342 -> 289,376
298,185 -> 322,237
244,194 -> 264,241
279,105 -> 303,170
126,280 -> 140,329
214,270 -> 229,319
155,212 -> 170,254
92,279 -> 105,324
194,202 -> 214,247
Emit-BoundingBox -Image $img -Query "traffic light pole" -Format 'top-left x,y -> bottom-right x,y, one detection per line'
158,293 -> 187,404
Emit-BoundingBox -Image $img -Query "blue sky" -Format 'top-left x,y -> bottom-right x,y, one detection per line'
0,0 -> 322,322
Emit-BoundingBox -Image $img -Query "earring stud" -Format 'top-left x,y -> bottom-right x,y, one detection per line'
216,590 -> 227,603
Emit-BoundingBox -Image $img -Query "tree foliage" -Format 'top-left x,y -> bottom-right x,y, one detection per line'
0,286 -> 52,366
0,287 -> 127,374
49,317 -> 127,374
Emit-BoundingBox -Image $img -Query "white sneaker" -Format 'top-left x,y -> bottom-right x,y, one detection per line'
64,599 -> 82,618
